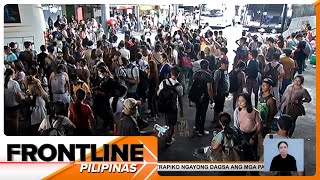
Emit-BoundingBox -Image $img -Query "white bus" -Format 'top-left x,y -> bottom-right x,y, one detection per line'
200,4 -> 233,28
4,4 -> 46,52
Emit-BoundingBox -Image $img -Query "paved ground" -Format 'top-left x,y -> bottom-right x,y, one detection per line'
16,24 -> 316,176
156,65 -> 316,176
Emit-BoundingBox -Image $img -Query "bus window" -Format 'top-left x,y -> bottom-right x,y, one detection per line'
4,4 -> 21,23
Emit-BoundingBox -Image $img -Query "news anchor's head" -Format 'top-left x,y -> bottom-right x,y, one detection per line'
278,141 -> 288,157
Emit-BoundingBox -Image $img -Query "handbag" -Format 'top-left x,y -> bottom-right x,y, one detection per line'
285,86 -> 305,117
286,103 -> 305,117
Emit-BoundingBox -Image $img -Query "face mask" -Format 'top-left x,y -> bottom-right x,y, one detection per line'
132,107 -> 139,118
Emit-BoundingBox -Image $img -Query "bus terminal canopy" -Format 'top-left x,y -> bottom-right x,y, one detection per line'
139,5 -> 154,11
117,6 -> 133,10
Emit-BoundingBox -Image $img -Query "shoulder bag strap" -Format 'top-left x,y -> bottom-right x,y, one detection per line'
153,54 -> 161,64
52,116 -> 63,129
166,78 -> 173,87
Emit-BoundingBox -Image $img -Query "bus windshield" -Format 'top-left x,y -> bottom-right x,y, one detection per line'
210,9 -> 223,17
4,4 -> 21,23
201,9 -> 223,17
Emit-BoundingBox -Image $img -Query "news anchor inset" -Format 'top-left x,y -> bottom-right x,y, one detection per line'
269,141 -> 297,171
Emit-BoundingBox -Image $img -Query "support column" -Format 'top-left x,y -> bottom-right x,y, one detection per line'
75,5 -> 83,23
169,5 -> 171,26
199,4 -> 202,26
173,4 -> 178,16
136,5 -> 140,32
61,5 -> 67,16
101,4 -> 110,35
281,4 -> 288,33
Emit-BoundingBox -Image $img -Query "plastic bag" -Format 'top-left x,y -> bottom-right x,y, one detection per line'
271,109 -> 282,131
154,124 -> 169,137
177,117 -> 190,137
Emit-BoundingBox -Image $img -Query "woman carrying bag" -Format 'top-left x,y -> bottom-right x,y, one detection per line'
234,93 -> 263,162
193,112 -> 240,162
279,74 -> 311,138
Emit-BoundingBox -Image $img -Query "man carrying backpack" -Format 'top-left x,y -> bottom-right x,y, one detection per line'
245,50 -> 260,107
212,59 -> 230,127
39,101 -> 76,136
18,41 -> 36,72
234,37 -> 249,69
264,52 -> 285,105
157,66 -> 184,145
293,34 -> 310,75
266,37 -> 281,62
190,60 -> 213,136
49,64 -> 70,105
133,53 -> 149,102
230,61 -> 246,110
122,57 -> 140,99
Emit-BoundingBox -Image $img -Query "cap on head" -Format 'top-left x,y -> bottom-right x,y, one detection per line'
123,98 -> 141,110
262,78 -> 273,86
9,42 -> 17,48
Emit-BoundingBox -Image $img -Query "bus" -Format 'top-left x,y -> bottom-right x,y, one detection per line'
200,4 -> 233,28
4,4 -> 46,52
243,4 -> 285,33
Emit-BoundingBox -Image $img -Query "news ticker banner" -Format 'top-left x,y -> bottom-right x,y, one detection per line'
0,136 -> 269,179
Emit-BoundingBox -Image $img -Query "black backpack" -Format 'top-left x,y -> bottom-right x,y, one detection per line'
228,70 -> 239,93
188,71 -> 208,103
129,64 -> 149,92
56,31 -> 63,41
266,46 -> 281,62
236,46 -> 249,60
265,63 -> 280,87
206,55 -> 217,72
158,79 -> 180,113
221,128 -> 241,148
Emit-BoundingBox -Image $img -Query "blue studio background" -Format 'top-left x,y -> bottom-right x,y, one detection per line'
264,139 -> 304,171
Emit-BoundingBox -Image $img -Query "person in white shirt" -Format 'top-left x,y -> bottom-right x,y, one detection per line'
258,29 -> 266,43
4,68 -> 24,135
118,41 -> 130,60
259,114 -> 297,176
96,24 -> 105,41
38,101 -> 76,136
192,51 -> 206,73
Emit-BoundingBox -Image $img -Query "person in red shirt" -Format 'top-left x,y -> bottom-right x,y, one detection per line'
68,88 -> 94,135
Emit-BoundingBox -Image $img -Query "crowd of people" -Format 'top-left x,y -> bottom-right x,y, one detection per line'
4,13 -> 315,175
